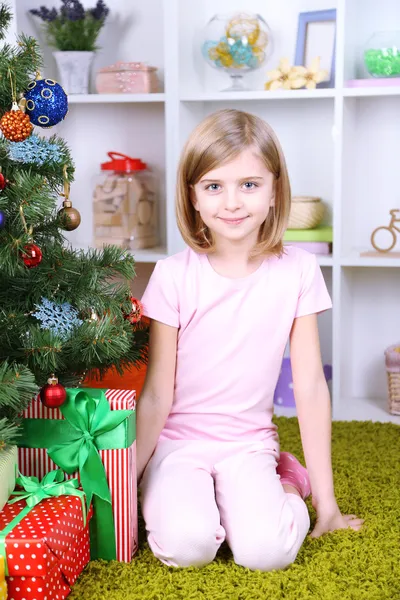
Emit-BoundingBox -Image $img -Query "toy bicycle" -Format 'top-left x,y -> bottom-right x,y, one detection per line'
371,209 -> 400,252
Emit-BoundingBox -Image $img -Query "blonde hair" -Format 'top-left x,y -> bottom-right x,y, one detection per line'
176,108 -> 291,257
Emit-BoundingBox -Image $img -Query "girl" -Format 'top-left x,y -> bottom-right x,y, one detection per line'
137,109 -> 363,572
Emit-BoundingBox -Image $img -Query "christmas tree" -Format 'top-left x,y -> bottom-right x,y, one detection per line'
0,4 -> 148,447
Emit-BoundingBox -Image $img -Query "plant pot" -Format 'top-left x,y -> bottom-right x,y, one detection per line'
53,50 -> 95,94
0,445 -> 18,512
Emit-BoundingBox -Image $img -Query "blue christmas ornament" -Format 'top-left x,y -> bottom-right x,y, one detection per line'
8,134 -> 64,166
0,210 -> 5,230
24,78 -> 68,128
32,297 -> 83,340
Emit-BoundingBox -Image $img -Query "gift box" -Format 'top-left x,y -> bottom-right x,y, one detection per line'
0,472 -> 91,600
95,61 -> 159,94
0,556 -> 6,600
17,389 -> 137,562
0,445 -> 18,513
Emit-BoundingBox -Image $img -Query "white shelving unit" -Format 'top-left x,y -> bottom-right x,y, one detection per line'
15,0 -> 400,425
67,93 -> 166,104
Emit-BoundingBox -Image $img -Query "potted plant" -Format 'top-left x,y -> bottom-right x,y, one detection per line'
30,0 -> 110,94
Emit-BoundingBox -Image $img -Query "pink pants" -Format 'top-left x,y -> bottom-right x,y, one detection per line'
140,440 -> 310,572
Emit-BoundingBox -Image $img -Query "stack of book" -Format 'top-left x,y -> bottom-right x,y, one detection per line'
283,225 -> 332,255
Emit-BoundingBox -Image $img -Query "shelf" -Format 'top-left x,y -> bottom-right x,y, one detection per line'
341,250 -> 400,267
343,86 -> 400,98
180,89 -> 337,102
67,93 -> 165,104
333,397 -> 400,425
180,88 -> 400,102
275,398 -> 400,425
317,255 -> 333,267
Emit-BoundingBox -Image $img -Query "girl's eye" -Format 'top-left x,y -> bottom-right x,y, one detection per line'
242,181 -> 258,190
205,183 -> 221,191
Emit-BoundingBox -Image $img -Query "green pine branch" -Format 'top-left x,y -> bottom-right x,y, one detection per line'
0,314 -> 148,389
0,135 -> 74,185
0,4 -> 11,41
0,242 -> 148,386
0,32 -> 43,116
0,361 -> 38,446
0,2 -> 148,427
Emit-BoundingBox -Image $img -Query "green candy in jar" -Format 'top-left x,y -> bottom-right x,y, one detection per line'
363,32 -> 400,77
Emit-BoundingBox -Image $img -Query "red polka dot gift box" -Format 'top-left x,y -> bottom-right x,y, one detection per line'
17,388 -> 138,563
0,480 -> 92,600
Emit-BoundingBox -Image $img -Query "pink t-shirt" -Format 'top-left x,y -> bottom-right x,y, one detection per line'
141,246 -> 332,450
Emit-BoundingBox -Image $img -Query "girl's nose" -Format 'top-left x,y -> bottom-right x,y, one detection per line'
223,189 -> 243,211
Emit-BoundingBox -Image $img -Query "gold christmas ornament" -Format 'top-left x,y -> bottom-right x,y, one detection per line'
58,165 -> 81,231
88,309 -> 99,322
1,71 -> 33,141
58,199 -> 81,231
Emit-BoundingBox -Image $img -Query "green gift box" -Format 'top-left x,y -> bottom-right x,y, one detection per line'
17,388 -> 138,562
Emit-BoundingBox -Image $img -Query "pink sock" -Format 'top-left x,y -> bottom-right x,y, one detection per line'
276,452 -> 311,500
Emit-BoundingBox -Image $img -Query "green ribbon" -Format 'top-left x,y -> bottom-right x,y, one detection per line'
17,388 -> 135,560
0,470 -> 86,576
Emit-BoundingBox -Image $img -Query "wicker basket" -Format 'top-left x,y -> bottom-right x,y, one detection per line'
384,344 -> 400,415
288,196 -> 325,229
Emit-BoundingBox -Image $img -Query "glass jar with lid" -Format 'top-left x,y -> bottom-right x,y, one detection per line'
93,152 -> 158,250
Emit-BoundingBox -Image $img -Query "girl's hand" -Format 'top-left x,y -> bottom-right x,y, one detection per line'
310,503 -> 364,538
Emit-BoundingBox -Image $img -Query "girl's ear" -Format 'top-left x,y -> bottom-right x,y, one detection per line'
190,185 -> 199,211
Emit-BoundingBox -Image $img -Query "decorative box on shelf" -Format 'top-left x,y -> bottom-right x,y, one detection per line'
95,61 -> 160,94
345,77 -> 400,88
17,388 -> 138,563
284,225 -> 333,255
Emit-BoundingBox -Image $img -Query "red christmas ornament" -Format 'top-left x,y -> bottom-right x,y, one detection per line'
20,243 -> 42,268
40,375 -> 67,408
125,297 -> 143,324
0,172 -> 7,191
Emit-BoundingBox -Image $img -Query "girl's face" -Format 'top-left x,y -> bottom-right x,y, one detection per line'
192,147 -> 275,251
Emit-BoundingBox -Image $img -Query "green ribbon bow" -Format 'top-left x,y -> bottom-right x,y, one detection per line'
18,388 -> 136,560
0,469 -> 86,576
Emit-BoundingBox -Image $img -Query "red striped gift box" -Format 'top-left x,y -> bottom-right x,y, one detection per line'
18,389 -> 138,563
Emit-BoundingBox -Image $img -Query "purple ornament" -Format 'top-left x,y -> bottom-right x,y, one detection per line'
0,210 -> 5,229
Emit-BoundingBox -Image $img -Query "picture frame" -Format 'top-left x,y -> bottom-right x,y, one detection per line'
294,9 -> 337,88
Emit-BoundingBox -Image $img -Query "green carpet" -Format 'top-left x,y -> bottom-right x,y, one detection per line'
70,417 -> 400,600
